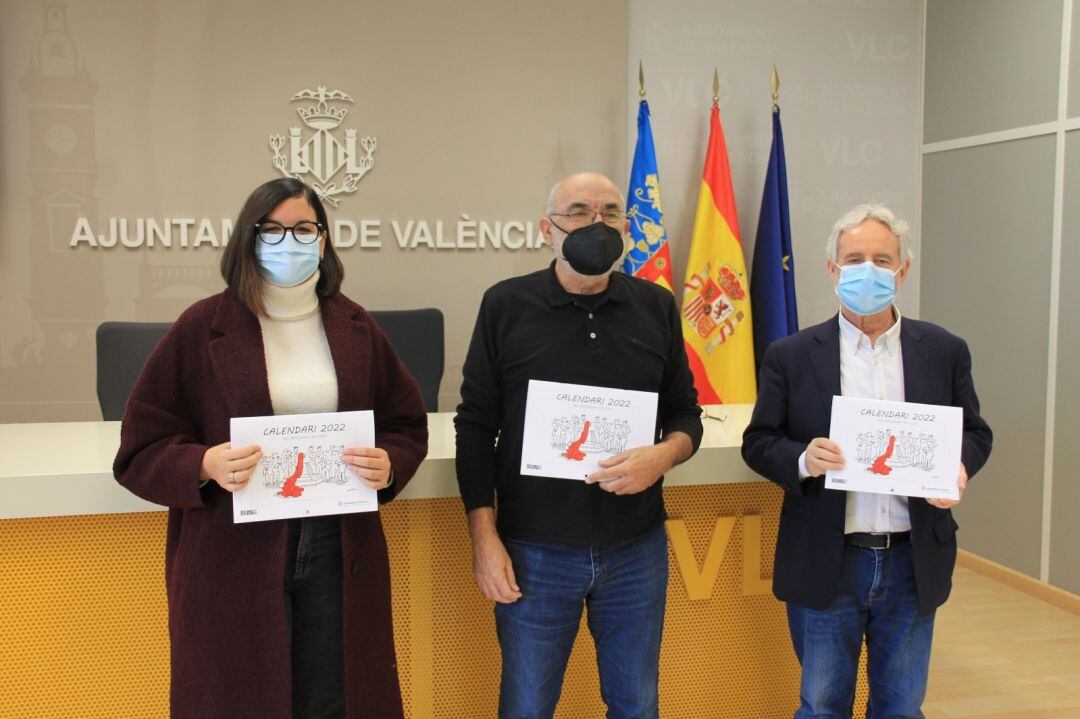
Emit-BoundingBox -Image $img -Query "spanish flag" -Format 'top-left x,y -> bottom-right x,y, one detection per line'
680,102 -> 757,404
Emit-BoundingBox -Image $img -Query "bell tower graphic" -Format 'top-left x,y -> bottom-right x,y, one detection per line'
17,0 -> 104,417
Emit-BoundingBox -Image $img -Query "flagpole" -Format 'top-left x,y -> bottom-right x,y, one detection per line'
770,64 -> 780,110
712,68 -> 719,110
639,60 -> 646,99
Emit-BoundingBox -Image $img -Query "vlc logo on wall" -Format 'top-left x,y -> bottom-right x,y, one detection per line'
269,87 -> 376,208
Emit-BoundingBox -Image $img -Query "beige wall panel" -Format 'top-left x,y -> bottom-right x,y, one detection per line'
0,0 -> 628,421
629,0 -> 925,326
921,136 -> 1056,579
924,0 -> 1062,143
1050,130 -> 1080,595
3,0 -> 928,422
1071,3 -> 1080,119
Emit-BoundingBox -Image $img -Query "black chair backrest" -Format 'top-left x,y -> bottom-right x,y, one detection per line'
95,308 -> 444,420
96,322 -> 173,421
369,308 -> 444,412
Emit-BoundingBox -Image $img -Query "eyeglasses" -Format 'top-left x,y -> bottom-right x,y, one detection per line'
255,221 -> 323,245
548,208 -> 628,229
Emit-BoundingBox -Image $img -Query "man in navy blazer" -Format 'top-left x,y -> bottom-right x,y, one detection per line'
742,204 -> 992,719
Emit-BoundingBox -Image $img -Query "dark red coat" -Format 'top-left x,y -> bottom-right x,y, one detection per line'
113,288 -> 428,719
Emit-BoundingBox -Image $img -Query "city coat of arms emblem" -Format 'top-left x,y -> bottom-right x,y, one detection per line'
269,86 -> 376,207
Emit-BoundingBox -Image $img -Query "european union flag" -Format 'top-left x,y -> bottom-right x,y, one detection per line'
622,99 -> 673,290
750,106 -> 798,369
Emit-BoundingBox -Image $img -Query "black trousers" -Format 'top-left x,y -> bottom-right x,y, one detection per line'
285,516 -> 345,719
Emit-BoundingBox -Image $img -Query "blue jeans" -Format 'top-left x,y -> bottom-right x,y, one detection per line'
285,516 -> 345,719
495,524 -> 669,719
786,542 -> 935,719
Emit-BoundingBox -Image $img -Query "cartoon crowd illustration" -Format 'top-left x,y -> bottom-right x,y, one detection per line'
855,430 -> 937,473
550,414 -> 632,461
261,444 -> 349,498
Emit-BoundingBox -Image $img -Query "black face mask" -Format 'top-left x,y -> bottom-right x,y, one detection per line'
558,222 -> 625,276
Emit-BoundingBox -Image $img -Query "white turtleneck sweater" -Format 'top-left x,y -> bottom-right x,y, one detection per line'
258,272 -> 338,415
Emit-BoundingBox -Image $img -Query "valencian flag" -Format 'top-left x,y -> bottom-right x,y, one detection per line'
622,96 -> 674,290
680,87 -> 757,404
750,99 -> 798,370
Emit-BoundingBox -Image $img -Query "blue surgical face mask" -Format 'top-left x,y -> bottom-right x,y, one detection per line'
256,231 -> 321,287
835,261 -> 899,315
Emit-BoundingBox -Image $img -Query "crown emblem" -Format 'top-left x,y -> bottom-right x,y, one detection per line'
268,86 -> 376,207
293,86 -> 352,130
717,265 -> 746,300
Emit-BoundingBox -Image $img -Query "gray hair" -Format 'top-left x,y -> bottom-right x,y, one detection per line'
546,182 -> 561,214
826,204 -> 913,263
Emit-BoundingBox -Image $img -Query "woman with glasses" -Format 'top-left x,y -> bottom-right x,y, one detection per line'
113,177 -> 428,719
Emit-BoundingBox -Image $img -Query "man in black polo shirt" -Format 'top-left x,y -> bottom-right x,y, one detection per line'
455,172 -> 702,719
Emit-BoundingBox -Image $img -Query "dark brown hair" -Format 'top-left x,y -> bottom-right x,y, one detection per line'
220,177 -> 345,316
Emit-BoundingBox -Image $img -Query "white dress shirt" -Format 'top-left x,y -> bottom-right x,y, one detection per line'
798,309 -> 911,534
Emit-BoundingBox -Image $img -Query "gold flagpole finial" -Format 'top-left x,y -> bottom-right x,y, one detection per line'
770,64 -> 780,109
639,61 -> 646,99
712,68 -> 719,108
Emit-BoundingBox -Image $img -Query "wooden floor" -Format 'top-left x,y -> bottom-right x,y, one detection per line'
924,565 -> 1080,718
